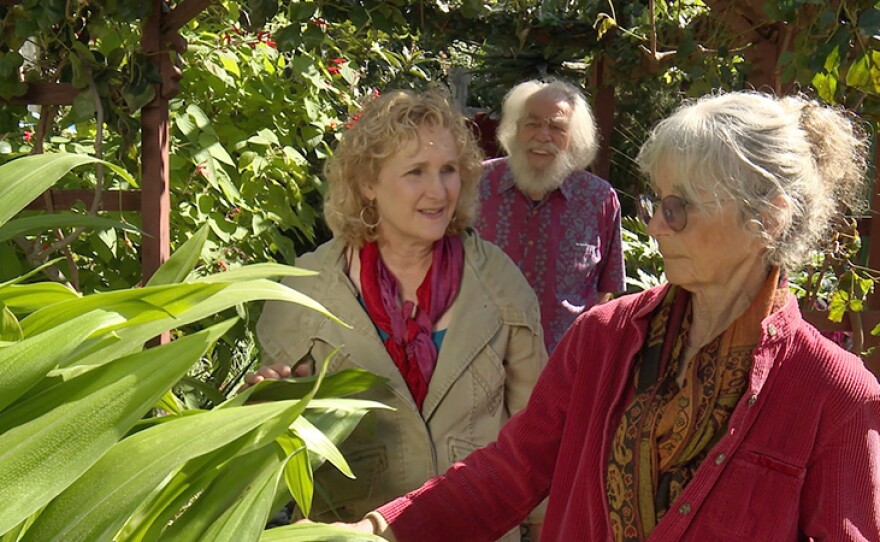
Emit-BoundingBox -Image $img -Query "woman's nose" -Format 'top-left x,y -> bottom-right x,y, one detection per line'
646,210 -> 670,237
425,172 -> 445,197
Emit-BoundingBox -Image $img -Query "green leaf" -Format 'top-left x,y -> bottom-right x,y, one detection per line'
245,369 -> 387,403
0,304 -> 22,343
0,319 -> 234,534
0,310 -> 121,412
278,432 -> 313,517
0,52 -> 27,100
217,51 -> 241,77
195,459 -> 283,542
0,153 -> 138,228
828,290 -> 848,323
207,140 -> 236,167
845,52 -> 880,93
259,524 -> 387,542
812,72 -> 838,102
154,389 -> 183,415
292,415 -> 352,478
64,280 -> 345,371
0,214 -> 140,244
0,282 -> 80,314
177,375 -> 228,406
70,91 -> 97,122
22,397 -> 307,542
186,103 -> 211,129
196,263 -> 317,283
116,434 -> 255,542
146,225 -> 209,286
159,445 -> 284,542
858,8 -> 880,36
20,282 -> 227,337
119,389 -> 312,542
300,399 -> 392,477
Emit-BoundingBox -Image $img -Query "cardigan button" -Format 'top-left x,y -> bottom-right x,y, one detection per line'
748,394 -> 758,407
678,503 -> 692,515
767,323 -> 777,336
714,453 -> 726,465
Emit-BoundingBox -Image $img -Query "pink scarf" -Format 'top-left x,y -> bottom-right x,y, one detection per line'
360,236 -> 464,410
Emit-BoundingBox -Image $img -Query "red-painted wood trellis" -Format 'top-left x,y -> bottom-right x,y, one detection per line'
2,0 -> 213,284
1,0 -> 214,345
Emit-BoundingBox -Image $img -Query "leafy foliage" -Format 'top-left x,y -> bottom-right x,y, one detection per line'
620,216 -> 665,293
0,153 -> 387,542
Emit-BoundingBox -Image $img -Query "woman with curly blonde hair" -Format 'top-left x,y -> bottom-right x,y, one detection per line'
250,89 -> 547,540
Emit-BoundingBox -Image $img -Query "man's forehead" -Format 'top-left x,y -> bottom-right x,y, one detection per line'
524,96 -> 572,119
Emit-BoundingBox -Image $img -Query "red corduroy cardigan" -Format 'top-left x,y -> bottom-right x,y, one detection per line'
377,285 -> 880,541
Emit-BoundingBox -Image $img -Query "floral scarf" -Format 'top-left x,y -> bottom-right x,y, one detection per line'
359,235 -> 464,411
607,269 -> 786,541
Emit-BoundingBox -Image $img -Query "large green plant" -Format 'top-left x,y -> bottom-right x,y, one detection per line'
0,153 -> 386,542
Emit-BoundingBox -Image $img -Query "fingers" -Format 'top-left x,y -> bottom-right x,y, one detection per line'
241,362 -> 294,390
259,362 -> 293,380
293,362 -> 313,377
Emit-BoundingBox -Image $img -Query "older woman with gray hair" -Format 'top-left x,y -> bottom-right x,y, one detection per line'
250,89 -> 547,540
333,90 -> 880,541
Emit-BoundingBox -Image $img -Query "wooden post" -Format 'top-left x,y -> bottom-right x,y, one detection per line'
140,0 -> 171,286
141,0 -> 172,347
589,55 -> 614,182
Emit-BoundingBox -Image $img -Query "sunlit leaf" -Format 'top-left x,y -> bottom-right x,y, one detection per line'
23,397 -> 305,542
0,154 -> 137,228
0,320 -> 234,534
0,214 -> 140,244
146,225 -> 209,286
278,432 -> 313,517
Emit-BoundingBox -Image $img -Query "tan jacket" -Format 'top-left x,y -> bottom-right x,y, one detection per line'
257,232 -> 547,535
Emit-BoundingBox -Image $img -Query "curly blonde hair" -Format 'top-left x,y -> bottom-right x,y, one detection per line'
323,89 -> 484,247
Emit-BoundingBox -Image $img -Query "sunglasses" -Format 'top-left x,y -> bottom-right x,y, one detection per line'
638,194 -> 729,232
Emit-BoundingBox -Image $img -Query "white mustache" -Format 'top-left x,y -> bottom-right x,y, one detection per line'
526,142 -> 560,155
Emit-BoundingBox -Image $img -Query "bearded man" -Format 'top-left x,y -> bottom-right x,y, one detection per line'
475,79 -> 625,352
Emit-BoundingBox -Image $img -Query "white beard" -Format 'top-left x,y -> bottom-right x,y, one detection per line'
507,142 -> 577,198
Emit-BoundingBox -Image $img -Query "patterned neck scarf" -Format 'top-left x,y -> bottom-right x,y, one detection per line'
607,269 -> 786,541
359,235 -> 464,411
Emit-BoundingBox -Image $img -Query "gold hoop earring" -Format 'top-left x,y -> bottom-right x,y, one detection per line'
359,201 -> 382,229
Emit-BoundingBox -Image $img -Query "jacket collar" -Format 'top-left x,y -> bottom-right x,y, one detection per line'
308,239 -> 416,400
310,235 -> 503,418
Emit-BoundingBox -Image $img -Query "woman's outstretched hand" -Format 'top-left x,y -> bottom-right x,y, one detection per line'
240,362 -> 311,390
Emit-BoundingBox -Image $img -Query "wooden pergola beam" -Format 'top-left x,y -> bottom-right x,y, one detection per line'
24,189 -> 141,212
3,82 -> 79,105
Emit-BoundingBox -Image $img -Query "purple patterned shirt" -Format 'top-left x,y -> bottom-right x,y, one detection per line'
474,158 -> 625,351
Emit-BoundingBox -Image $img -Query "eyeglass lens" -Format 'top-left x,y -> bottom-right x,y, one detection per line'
639,194 -> 688,232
